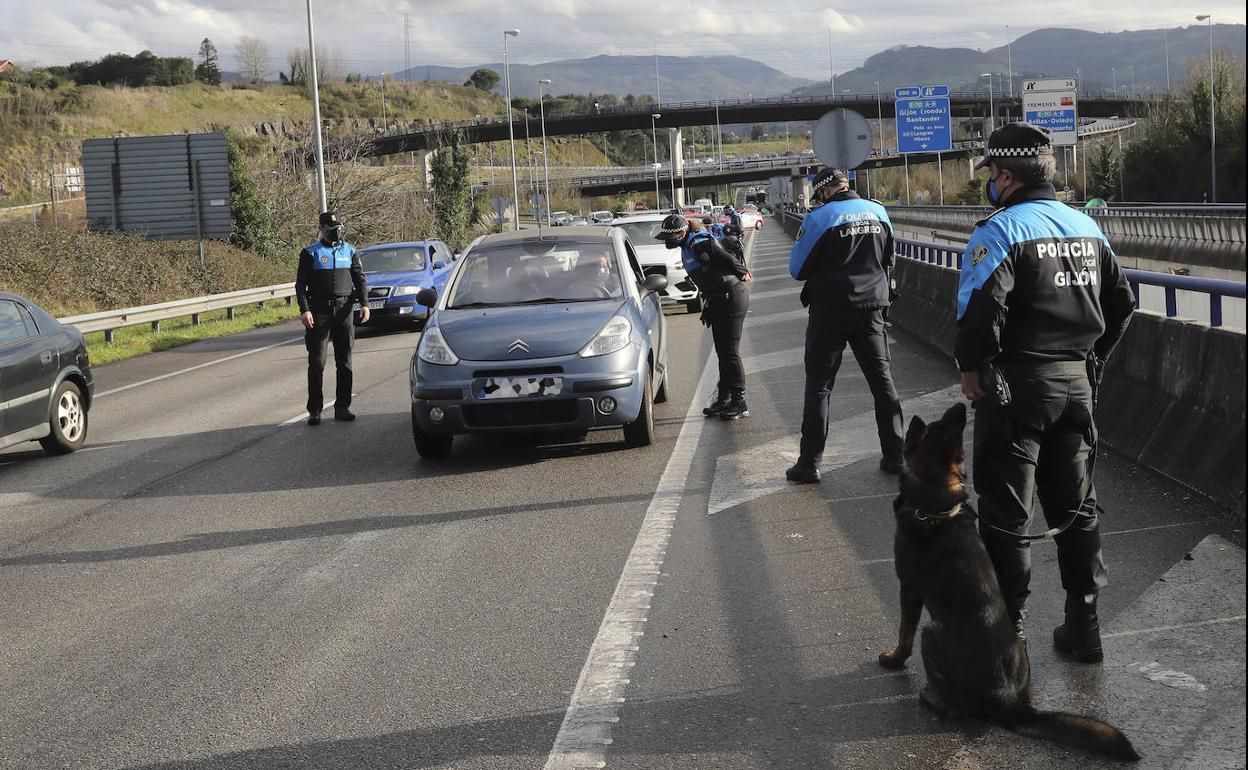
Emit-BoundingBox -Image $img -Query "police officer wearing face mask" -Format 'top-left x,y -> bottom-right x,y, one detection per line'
656,214 -> 753,419
956,123 -> 1136,661
785,167 -> 904,485
295,211 -> 369,426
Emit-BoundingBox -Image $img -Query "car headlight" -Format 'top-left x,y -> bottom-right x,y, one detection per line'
579,314 -> 632,358
417,326 -> 460,365
392,285 -> 421,297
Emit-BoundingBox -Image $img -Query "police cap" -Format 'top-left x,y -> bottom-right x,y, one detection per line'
975,122 -> 1053,169
319,211 -> 344,228
655,213 -> 688,240
811,167 -> 849,194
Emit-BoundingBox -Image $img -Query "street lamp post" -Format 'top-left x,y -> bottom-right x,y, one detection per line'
1111,67 -> 1117,98
828,28 -> 835,99
1164,29 -> 1171,93
654,38 -> 661,108
538,78 -> 552,226
304,0 -> 327,212
980,73 -> 995,140
1005,25 -> 1014,97
1128,65 -> 1135,97
1196,14 -> 1216,202
874,81 -> 884,151
650,113 -> 662,208
1075,68 -> 1082,97
503,29 -> 521,229
668,128 -> 678,208
379,73 -> 387,127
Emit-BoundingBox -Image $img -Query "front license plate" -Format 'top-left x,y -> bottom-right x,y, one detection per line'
476,376 -> 563,400
367,300 -> 385,310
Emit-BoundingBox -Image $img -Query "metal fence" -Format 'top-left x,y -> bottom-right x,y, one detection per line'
60,283 -> 296,343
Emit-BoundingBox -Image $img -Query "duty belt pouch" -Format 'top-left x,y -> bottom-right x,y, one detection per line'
981,364 -> 1012,408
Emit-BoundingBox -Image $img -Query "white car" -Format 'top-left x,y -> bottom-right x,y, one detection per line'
736,208 -> 763,231
609,214 -> 701,313
589,210 -> 614,224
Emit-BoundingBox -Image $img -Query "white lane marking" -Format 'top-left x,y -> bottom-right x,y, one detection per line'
280,398 -> 340,426
708,385 -> 962,515
544,231 -> 760,769
95,336 -> 302,398
748,273 -> 794,284
1105,615 -> 1246,641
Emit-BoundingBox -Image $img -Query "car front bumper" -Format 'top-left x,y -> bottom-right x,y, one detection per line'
365,296 -> 431,324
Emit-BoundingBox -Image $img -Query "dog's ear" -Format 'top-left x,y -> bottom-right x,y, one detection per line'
904,415 -> 927,456
941,402 -> 967,433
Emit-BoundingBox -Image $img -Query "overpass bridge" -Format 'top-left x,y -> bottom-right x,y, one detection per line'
354,92 -> 1154,158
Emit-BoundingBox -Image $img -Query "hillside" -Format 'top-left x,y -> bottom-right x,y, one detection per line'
400,55 -> 812,101
795,23 -> 1246,96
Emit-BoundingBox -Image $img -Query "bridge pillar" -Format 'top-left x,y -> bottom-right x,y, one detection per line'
673,128 -> 686,207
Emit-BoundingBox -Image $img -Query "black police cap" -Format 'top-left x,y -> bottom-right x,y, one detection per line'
319,211 -> 344,228
812,167 -> 849,194
655,213 -> 688,240
975,122 -> 1053,169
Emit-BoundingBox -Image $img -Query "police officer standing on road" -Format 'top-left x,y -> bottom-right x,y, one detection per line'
657,215 -> 753,419
296,211 -> 369,426
785,167 -> 904,485
724,204 -> 744,237
956,123 -> 1135,662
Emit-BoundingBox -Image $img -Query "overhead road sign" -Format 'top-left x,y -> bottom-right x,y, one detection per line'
1022,78 -> 1079,146
895,86 -> 952,154
811,109 -> 873,170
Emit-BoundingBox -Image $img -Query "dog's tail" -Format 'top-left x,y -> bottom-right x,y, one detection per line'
1003,707 -> 1141,762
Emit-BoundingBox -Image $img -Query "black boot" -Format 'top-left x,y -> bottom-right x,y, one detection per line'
703,390 -> 731,417
1007,605 -> 1028,640
719,391 -> 749,420
1053,592 -> 1103,663
785,461 -> 821,484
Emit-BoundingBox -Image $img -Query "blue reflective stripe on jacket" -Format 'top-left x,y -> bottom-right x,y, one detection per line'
307,240 -> 357,270
681,231 -> 715,274
789,197 -> 892,279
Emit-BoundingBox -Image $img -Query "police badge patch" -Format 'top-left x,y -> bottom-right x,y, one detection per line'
971,246 -> 989,266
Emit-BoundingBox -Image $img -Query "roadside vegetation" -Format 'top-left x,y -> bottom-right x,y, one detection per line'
83,302 -> 299,365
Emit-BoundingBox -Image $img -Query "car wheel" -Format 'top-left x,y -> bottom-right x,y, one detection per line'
412,411 -> 453,459
623,374 -> 655,448
685,295 -> 703,314
39,380 -> 88,455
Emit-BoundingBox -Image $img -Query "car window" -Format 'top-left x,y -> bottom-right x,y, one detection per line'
0,300 -> 31,346
614,220 -> 663,244
358,247 -> 427,273
16,302 -> 40,336
622,241 -> 645,284
446,239 -> 623,308
435,244 -> 453,265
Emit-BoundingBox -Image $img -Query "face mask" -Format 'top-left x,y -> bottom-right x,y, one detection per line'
985,173 -> 1005,205
599,267 -> 611,278
663,233 -> 684,249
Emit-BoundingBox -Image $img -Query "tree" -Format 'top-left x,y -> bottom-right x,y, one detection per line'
225,134 -> 276,260
285,46 -> 343,86
750,125 -> 767,141
235,36 -> 269,83
465,67 -> 500,92
1087,141 -> 1121,202
195,38 -> 221,85
429,134 -> 473,249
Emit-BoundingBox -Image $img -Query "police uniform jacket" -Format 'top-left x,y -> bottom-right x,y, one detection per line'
955,183 -> 1135,373
788,190 -> 894,310
680,230 -> 749,295
295,239 -> 368,313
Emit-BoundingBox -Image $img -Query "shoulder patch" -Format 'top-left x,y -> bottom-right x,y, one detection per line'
971,246 -> 990,266
974,207 -> 1007,227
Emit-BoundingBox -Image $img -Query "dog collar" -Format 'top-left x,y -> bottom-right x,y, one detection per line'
911,502 -> 963,523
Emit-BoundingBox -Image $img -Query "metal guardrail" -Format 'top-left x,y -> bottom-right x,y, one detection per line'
60,283 -> 297,343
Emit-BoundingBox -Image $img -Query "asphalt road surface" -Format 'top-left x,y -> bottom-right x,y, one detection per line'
2,228 -> 1243,770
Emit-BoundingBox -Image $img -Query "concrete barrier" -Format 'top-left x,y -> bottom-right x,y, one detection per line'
888,255 -> 1245,512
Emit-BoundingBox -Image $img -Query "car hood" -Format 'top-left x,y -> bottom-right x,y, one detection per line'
436,300 -> 624,361
365,270 -> 425,287
633,242 -> 678,267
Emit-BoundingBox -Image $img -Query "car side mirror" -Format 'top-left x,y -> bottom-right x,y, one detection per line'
416,287 -> 438,307
642,274 -> 668,294
433,261 -> 446,270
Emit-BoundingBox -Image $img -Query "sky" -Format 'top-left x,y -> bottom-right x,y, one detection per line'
4,0 -> 1246,81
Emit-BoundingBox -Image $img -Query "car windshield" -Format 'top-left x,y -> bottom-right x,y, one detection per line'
447,239 -> 624,308
614,221 -> 663,244
358,247 -> 426,273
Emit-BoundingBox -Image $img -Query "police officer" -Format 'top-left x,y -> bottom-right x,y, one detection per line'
956,123 -> 1135,662
785,167 -> 904,485
724,204 -> 744,237
657,214 -> 753,419
295,211 -> 369,426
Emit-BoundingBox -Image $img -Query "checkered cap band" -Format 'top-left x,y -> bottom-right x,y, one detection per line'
986,145 -> 1053,158
659,224 -> 684,234
812,173 -> 846,193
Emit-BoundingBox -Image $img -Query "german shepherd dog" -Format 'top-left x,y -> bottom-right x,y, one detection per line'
877,403 -> 1139,762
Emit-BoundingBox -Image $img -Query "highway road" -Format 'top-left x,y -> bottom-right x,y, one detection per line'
1,228 -> 1243,769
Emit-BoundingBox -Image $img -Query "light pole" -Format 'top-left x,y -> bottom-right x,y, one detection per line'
668,128 -> 677,208
1128,65 -> 1135,97
1075,68 -> 1081,96
980,73 -> 994,141
828,28 -> 835,99
379,73 -> 387,127
1005,25 -> 1014,97
304,0 -> 327,212
503,29 -> 521,229
1111,67 -> 1117,97
875,81 -> 883,151
538,78 -> 552,225
650,113 -> 662,208
1164,28 -> 1171,93
1197,14 -> 1216,202
654,38 -> 661,108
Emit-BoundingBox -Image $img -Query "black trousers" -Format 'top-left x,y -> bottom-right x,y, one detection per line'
305,298 -> 355,415
706,281 -> 750,394
799,305 -> 903,466
973,361 -> 1107,620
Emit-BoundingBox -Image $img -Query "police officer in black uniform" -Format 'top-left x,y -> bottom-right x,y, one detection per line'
956,123 -> 1136,662
657,214 -> 753,419
785,167 -> 904,484
295,211 -> 369,426
724,204 -> 744,237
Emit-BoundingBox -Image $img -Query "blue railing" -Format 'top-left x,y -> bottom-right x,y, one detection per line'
889,237 -> 1246,328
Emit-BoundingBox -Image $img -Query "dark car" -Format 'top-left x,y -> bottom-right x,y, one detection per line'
0,292 -> 93,454
358,240 -> 456,329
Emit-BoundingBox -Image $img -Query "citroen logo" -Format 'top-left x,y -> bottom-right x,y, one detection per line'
507,339 -> 530,354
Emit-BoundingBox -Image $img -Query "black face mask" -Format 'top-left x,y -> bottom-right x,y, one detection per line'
322,226 -> 344,243
662,233 -> 684,249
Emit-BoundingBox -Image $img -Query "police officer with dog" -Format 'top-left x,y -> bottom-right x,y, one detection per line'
956,123 -> 1135,662
657,214 -> 753,419
785,167 -> 905,484
296,211 -> 369,426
